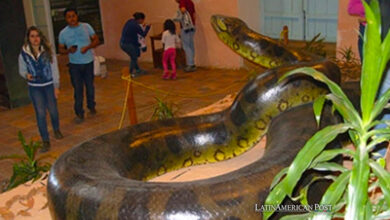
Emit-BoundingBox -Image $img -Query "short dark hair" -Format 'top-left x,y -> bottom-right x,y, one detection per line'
133,12 -> 145,20
64,8 -> 78,17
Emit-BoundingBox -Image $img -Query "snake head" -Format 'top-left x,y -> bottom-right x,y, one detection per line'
211,15 -> 247,35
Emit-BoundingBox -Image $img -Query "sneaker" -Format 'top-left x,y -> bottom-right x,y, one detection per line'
170,73 -> 177,80
74,114 -> 84,124
162,72 -> 170,79
135,69 -> 147,74
89,108 -> 97,115
54,130 -> 64,139
40,141 -> 50,153
184,65 -> 196,72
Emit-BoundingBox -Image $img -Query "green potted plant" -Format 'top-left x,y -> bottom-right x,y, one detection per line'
0,132 -> 52,191
151,97 -> 176,120
264,1 -> 390,219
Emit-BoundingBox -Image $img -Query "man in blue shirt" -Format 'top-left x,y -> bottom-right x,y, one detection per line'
58,8 -> 99,123
120,12 -> 151,77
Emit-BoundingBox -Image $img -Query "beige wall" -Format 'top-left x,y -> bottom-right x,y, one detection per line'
337,0 -> 360,60
95,0 -> 242,69
95,0 -> 360,68
237,0 -> 261,32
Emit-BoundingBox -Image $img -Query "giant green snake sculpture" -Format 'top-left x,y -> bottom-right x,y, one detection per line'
47,15 -> 347,219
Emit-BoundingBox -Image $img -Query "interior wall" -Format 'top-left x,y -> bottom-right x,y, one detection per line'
91,0 -> 360,68
95,0 -> 241,69
237,0 -> 262,67
237,0 -> 261,33
336,0 -> 360,60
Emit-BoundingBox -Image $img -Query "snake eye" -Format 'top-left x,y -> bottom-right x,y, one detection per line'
217,18 -> 227,31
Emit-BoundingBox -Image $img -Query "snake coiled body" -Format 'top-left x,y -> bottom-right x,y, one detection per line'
48,16 -> 345,220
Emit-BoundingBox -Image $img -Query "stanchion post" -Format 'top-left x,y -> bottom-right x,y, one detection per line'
122,67 -> 138,125
283,25 -> 289,45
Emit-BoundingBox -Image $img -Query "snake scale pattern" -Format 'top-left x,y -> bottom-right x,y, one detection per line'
47,15 -> 346,219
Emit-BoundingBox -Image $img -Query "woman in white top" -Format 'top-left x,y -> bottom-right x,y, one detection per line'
161,19 -> 180,79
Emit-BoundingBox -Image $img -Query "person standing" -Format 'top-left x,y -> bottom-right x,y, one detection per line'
120,12 -> 151,77
348,0 -> 366,62
18,26 -> 63,152
174,0 -> 196,72
162,19 -> 181,80
58,8 -> 100,123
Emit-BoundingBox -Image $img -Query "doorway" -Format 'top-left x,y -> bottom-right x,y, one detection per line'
260,0 -> 339,42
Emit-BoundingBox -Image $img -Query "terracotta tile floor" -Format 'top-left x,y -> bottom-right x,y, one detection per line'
0,59 -> 257,190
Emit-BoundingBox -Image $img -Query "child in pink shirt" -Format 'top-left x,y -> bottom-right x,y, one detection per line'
162,19 -> 180,80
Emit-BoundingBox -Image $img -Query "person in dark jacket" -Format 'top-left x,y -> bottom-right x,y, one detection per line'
18,26 -> 63,152
120,12 -> 151,77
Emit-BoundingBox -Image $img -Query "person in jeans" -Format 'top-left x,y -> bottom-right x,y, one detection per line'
120,12 -> 151,77
174,0 -> 196,72
18,26 -> 63,152
58,8 -> 99,123
162,19 -> 181,80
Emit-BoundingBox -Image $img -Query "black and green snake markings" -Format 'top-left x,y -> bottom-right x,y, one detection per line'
210,15 -> 320,68
48,15 -> 345,219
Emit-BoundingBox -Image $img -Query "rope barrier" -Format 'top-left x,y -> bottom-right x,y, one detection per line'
118,73 -> 249,129
120,74 -> 248,98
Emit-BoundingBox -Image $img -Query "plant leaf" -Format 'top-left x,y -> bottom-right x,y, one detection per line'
283,123 -> 351,196
370,88 -> 390,123
360,0 -> 389,125
374,195 -> 386,215
312,171 -> 350,220
296,175 -> 327,206
349,130 -> 360,147
263,123 -> 351,220
370,160 -> 390,206
325,94 -> 361,129
333,192 -> 347,213
365,200 -> 373,220
345,146 -> 370,220
270,167 -> 288,190
312,149 -> 354,165
313,95 -> 326,127
311,162 -> 348,172
367,134 -> 390,151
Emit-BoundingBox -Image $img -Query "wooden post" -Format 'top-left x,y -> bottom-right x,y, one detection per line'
279,25 -> 289,46
283,25 -> 289,45
122,67 -> 138,125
